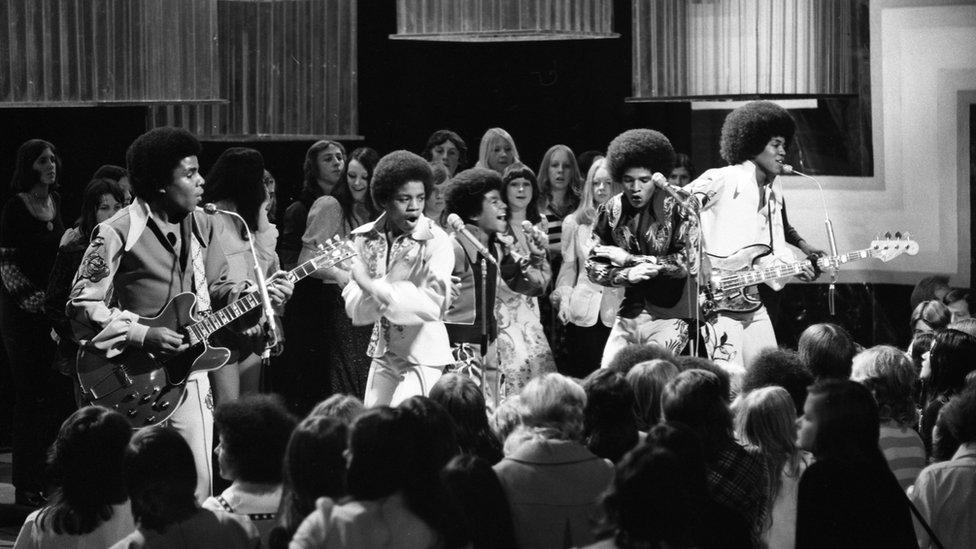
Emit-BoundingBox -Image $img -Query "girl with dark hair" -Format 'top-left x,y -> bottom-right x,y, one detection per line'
1,139 -> 73,507
582,369 -> 640,463
44,177 -> 126,396
795,380 -> 917,548
278,140 -> 346,269
292,407 -> 469,548
424,161 -> 451,228
114,426 -> 259,548
292,146 -> 380,402
441,454 -> 517,549
423,129 -> 467,176
911,299 -> 951,337
203,147 -> 282,403
203,395 -> 297,545
14,407 -> 134,548
267,415 -> 349,549
496,163 -> 556,397
668,153 -> 695,187
551,157 -> 624,378
429,374 -> 503,464
919,328 -> 976,455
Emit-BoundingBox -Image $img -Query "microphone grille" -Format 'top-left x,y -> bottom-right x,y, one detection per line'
781,164 -> 794,175
521,220 -> 534,232
202,203 -> 218,214
446,213 -> 465,231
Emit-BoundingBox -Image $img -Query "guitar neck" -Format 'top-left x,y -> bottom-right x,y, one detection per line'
720,247 -> 875,291
187,254 -> 326,342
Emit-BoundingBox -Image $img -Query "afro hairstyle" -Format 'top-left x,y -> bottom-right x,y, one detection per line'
605,129 -> 676,183
126,127 -> 201,201
741,348 -> 814,416
370,150 -> 433,207
444,167 -> 503,224
605,343 -> 677,376
719,101 -> 797,165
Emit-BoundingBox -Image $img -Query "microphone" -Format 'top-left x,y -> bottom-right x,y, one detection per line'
782,165 -> 838,315
202,203 -> 280,357
446,213 -> 498,266
652,173 -> 702,213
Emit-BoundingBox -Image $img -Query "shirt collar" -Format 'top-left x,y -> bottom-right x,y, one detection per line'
351,211 -> 436,242
952,442 -> 976,461
124,198 -> 206,252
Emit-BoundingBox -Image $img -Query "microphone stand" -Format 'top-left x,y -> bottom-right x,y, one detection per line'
784,167 -> 838,316
206,206 -> 279,363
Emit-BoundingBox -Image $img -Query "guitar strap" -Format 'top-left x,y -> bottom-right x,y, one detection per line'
190,231 -> 212,315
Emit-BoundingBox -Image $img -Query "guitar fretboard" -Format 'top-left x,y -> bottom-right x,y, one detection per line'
185,245 -> 352,344
718,247 -> 881,291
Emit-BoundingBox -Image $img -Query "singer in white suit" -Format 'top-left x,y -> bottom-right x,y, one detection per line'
343,151 -> 456,407
687,101 -> 820,373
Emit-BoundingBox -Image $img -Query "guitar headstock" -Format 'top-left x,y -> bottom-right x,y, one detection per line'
312,236 -> 358,269
871,231 -> 919,262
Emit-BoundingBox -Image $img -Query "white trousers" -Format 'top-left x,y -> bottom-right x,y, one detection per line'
600,312 -> 690,369
165,375 -> 214,504
364,351 -> 444,407
713,306 -> 777,374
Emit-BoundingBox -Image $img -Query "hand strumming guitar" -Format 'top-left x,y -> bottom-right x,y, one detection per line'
144,326 -> 189,356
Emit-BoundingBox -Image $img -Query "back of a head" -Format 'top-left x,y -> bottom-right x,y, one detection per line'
675,356 -> 732,402
742,348 -> 813,416
429,374 -> 499,462
441,454 -> 517,549
626,359 -> 680,430
124,426 -> 198,532
806,379 -> 883,464
92,164 -> 128,183
733,386 -> 797,457
606,344 -> 677,376
850,345 -> 917,426
398,396 -> 460,471
346,408 -> 413,500
798,323 -> 856,380
929,328 -> 976,396
519,373 -> 587,442
40,406 -> 132,536
214,394 -> 297,484
203,147 -> 266,229
661,370 -> 732,457
940,385 -> 976,444
309,394 -> 365,425
911,300 -> 951,333
604,435 -> 704,547
489,395 -> 522,447
948,317 -> 976,339
582,369 -> 639,463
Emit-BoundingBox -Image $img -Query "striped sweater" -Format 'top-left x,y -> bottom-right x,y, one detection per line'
879,420 -> 926,490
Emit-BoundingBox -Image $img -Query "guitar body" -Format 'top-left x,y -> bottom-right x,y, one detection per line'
706,244 -> 772,314
77,292 -> 231,428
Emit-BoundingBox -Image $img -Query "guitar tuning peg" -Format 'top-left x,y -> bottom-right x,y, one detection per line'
894,231 -> 902,239
903,231 -> 911,240
317,243 -> 326,251
884,231 -> 892,239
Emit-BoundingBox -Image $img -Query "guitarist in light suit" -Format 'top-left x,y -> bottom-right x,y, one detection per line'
67,127 -> 294,503
687,101 -> 822,374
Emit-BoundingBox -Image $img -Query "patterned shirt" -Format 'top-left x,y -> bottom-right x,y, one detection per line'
708,441 -> 769,543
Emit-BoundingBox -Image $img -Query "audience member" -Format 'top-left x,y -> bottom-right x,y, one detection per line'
493,373 -> 613,549
668,153 -> 695,187
948,317 -> 976,338
910,330 -> 937,403
92,164 -> 132,204
795,380 -> 916,549
920,328 -> 976,455
605,343 -> 676,376
398,396 -> 461,469
291,407 -> 468,548
943,288 -> 974,323
267,416 -> 348,549
441,455 -> 518,549
910,299 -> 951,337
741,348 -> 813,416
489,395 -> 522,449
112,426 -> 259,548
850,345 -> 925,488
582,369 -> 640,463
661,369 -> 768,542
797,322 -> 856,380
674,356 -> 733,401
909,385 -> 976,549
733,387 -> 809,549
429,374 -> 503,464
576,149 -> 603,177
278,140 -> 346,269
14,407 -> 134,548
475,127 -> 520,176
625,359 -> 679,431
422,129 -> 467,177
910,275 -> 951,310
308,394 -> 365,425
203,395 -> 297,545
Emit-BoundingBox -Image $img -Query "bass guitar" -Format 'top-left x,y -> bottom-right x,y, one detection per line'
77,237 -> 356,427
703,233 -> 918,314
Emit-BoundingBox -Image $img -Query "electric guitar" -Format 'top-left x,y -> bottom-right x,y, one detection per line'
702,233 -> 918,314
77,237 -> 356,428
